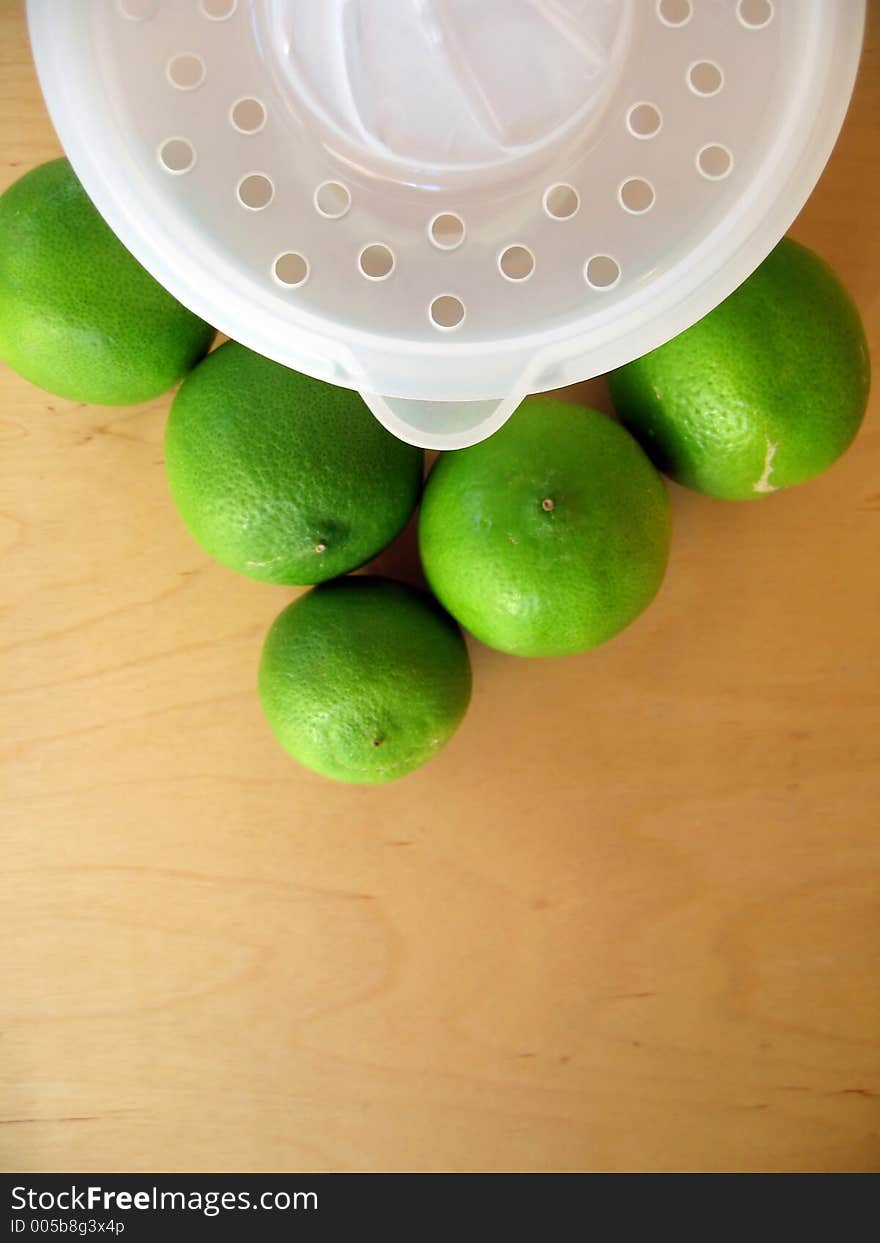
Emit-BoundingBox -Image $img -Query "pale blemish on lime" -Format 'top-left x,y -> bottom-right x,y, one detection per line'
753,439 -> 779,494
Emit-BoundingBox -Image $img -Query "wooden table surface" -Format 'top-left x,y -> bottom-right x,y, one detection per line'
2,3 -> 879,1175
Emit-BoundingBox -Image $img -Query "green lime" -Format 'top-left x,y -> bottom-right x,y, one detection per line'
0,159 -> 214,404
259,577 -> 472,784
165,342 -> 423,584
608,238 -> 871,500
418,399 -> 671,657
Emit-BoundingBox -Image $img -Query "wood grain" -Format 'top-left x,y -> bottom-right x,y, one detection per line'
1,3 -> 879,1174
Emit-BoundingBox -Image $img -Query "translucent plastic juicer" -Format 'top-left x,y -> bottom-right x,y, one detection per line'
28,0 -> 866,447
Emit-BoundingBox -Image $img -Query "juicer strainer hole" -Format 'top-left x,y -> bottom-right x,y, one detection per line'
627,103 -> 662,140
167,55 -> 206,92
314,181 -> 352,220
430,296 -> 466,331
543,184 -> 580,220
429,214 -> 466,250
231,98 -> 266,134
118,0 -> 159,19
499,246 -> 535,282
359,244 -> 395,281
688,61 -> 724,97
159,138 -> 196,175
737,0 -> 774,29
619,178 -> 655,214
200,0 -> 237,19
585,256 -> 621,290
237,173 -> 274,210
273,253 -> 309,288
697,144 -> 734,180
656,0 -> 693,27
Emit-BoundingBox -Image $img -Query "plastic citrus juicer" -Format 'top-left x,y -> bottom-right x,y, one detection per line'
27,0 -> 865,449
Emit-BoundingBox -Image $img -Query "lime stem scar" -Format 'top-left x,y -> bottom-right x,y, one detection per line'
541,497 -> 555,512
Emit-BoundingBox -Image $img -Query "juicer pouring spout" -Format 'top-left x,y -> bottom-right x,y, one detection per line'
360,392 -> 526,450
